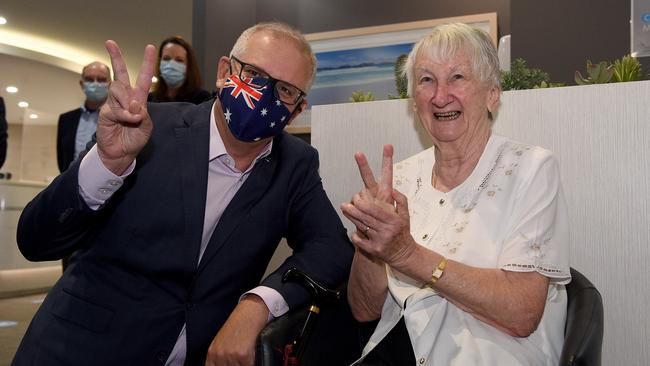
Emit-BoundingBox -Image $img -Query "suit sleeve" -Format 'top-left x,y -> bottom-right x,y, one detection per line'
17,161 -> 102,261
261,148 -> 353,308
56,114 -> 67,173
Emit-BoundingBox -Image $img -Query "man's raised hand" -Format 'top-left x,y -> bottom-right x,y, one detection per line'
96,40 -> 156,175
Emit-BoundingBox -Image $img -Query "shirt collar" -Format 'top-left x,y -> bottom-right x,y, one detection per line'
209,102 -> 273,162
81,104 -> 99,114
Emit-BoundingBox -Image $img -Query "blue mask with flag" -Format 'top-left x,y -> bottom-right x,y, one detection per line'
219,75 -> 292,142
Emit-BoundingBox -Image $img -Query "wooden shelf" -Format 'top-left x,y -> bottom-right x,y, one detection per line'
285,125 -> 311,135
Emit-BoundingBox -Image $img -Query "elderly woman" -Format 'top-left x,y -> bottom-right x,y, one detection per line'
341,23 -> 570,366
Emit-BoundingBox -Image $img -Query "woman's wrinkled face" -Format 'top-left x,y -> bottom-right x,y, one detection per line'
413,50 -> 498,146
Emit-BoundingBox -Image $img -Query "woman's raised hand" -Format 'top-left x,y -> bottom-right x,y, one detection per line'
96,40 -> 156,175
342,145 -> 416,265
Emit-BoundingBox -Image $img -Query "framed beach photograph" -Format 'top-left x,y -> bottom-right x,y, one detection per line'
305,13 -> 497,107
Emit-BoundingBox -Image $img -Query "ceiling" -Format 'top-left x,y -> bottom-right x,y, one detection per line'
0,0 -> 193,125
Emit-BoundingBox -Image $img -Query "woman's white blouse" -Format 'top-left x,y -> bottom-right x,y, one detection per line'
356,134 -> 571,366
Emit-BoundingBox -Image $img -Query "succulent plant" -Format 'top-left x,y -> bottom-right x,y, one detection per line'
612,55 -> 644,82
534,80 -> 566,89
575,60 -> 613,85
349,91 -> 375,102
500,58 -> 550,91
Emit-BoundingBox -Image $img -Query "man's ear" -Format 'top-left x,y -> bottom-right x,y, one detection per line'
215,56 -> 231,90
79,79 -> 85,90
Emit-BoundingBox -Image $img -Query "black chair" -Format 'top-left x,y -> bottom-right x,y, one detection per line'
559,267 -> 604,366
257,267 -> 604,366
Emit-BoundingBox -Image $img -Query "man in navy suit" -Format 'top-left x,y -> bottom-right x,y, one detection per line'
14,22 -> 353,366
56,61 -> 111,173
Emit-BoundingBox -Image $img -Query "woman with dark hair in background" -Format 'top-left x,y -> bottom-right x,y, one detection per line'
149,35 -> 212,104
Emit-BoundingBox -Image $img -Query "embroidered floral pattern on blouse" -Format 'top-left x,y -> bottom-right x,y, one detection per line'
442,240 -> 463,255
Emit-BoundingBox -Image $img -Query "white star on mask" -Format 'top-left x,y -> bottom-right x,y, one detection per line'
275,100 -> 282,106
280,116 -> 286,122
224,108 -> 232,123
270,121 -> 276,128
260,108 -> 268,116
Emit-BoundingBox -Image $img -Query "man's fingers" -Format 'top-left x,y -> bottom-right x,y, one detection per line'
105,40 -> 130,86
134,44 -> 157,103
354,152 -> 378,191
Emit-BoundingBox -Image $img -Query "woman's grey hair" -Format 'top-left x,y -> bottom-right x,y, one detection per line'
402,23 -> 501,96
230,22 -> 318,90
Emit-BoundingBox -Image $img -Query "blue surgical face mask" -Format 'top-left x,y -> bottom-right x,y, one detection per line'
82,82 -> 109,102
160,60 -> 187,87
219,75 -> 292,142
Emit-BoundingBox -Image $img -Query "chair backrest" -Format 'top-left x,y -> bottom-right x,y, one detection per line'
560,267 -> 604,366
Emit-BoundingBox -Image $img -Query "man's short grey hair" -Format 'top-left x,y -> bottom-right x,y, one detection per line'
81,61 -> 110,78
230,22 -> 317,90
402,23 -> 501,96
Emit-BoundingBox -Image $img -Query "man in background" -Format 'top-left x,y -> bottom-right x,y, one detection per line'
56,61 -> 110,271
57,61 -> 111,173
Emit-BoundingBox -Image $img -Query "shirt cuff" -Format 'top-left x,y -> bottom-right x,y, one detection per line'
243,286 -> 290,322
78,145 -> 135,210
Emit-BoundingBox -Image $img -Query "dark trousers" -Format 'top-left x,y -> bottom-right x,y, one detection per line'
359,317 -> 416,366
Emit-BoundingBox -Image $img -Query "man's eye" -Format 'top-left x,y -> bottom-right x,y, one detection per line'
278,85 -> 294,97
243,67 -> 261,77
452,74 -> 464,80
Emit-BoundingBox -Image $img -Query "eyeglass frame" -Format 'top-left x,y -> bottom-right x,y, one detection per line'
229,56 -> 307,105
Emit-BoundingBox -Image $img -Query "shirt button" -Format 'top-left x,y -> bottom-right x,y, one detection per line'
419,357 -> 426,364
422,234 -> 428,240
98,188 -> 110,195
224,157 -> 231,165
107,179 -> 119,186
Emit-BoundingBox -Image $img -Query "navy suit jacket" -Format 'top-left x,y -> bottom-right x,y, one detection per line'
56,108 -> 83,172
13,101 -> 353,365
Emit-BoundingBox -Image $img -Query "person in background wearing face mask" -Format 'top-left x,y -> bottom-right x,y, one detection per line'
55,61 -> 111,272
56,61 -> 111,173
148,35 -> 211,104
13,22 -> 353,366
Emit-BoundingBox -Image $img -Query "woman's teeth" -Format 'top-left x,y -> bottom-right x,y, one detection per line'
434,111 -> 460,121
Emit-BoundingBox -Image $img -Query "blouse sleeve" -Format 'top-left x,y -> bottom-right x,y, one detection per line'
497,152 -> 571,284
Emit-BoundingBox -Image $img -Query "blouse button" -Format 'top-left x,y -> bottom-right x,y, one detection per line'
419,357 -> 426,364
439,198 -> 445,205
422,234 -> 428,240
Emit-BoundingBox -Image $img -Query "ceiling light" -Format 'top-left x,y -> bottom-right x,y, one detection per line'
18,101 -> 29,108
0,17 -> 7,25
6,86 -> 18,93
29,114 -> 38,119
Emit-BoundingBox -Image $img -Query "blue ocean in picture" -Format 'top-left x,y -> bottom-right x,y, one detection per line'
308,43 -> 414,106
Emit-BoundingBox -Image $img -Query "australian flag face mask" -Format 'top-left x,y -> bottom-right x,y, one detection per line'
219,75 -> 292,142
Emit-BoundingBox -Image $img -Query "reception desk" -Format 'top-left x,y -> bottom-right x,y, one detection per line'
0,180 -> 61,298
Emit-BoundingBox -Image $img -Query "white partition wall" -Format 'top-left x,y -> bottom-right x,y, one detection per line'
312,80 -> 650,366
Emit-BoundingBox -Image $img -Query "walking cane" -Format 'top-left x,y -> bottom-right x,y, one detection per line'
281,268 -> 341,366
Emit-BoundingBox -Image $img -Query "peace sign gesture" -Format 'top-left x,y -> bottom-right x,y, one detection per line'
341,145 -> 416,265
96,40 -> 156,175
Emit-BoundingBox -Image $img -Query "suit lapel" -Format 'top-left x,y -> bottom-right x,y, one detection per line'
175,103 -> 212,264
196,143 -> 279,273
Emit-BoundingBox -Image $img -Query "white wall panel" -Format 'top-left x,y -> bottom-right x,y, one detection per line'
312,80 -> 650,366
